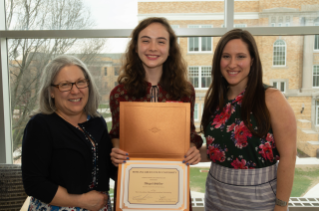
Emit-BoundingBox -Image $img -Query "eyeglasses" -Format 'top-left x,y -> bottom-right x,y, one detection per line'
51,79 -> 89,92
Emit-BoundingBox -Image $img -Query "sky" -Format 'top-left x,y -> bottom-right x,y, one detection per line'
83,0 -> 138,29
83,0 -> 138,53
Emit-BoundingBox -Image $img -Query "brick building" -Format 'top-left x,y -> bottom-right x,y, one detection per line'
86,54 -> 122,102
137,0 -> 319,156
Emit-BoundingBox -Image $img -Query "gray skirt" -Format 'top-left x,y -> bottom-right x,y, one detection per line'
205,162 -> 283,211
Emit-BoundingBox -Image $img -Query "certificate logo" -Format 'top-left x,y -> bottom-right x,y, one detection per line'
149,127 -> 161,133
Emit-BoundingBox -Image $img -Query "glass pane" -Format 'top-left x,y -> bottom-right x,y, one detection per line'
194,37 -> 199,51
5,0 -> 138,30
5,0 -> 226,30
234,0 -> 319,27
7,32 -> 319,201
194,104 -> 198,120
202,37 -> 207,51
8,38 -> 124,163
280,82 -> 285,92
189,37 -> 194,51
273,82 -> 277,88
273,41 -> 286,66
189,67 -> 199,88
315,35 -> 319,50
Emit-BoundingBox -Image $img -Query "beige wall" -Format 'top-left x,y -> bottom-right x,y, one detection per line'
139,2 -> 224,14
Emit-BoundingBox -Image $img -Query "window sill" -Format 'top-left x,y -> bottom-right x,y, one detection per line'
187,52 -> 213,55
272,65 -> 287,68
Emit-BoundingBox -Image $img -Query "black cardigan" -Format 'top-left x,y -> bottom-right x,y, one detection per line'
22,113 -> 115,204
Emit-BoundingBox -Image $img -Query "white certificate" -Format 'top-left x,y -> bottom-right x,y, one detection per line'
117,160 -> 189,211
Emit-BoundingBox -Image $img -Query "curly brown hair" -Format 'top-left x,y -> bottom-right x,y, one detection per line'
118,17 -> 192,99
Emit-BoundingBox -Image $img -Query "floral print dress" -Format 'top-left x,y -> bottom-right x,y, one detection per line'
205,90 -> 279,169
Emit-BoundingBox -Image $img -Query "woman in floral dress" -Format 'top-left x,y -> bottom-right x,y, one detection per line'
200,29 -> 296,211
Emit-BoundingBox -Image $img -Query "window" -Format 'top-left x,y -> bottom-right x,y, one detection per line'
189,67 -> 199,88
278,16 -> 283,24
273,40 -> 286,66
222,24 -> 246,28
114,81 -> 118,87
315,35 -> 319,50
285,16 -> 291,26
188,25 -> 212,52
270,16 -> 291,27
201,66 -> 212,88
171,25 -> 179,43
271,17 -> 276,27
188,66 -> 212,89
104,67 -> 107,76
315,21 -> 319,50
273,82 -> 277,88
234,24 -> 247,28
316,100 -> 319,125
202,103 -> 204,118
194,103 -> 199,121
313,65 -> 319,87
171,25 -> 179,30
280,82 -> 285,92
114,67 -> 120,75
272,81 -> 286,92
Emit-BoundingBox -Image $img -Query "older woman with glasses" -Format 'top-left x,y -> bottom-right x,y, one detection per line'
22,55 -> 115,211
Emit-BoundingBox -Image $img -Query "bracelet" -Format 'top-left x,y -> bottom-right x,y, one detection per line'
275,198 -> 288,207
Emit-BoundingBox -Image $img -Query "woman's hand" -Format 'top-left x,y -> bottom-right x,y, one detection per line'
110,147 -> 129,167
110,138 -> 129,167
78,190 -> 108,211
183,144 -> 201,165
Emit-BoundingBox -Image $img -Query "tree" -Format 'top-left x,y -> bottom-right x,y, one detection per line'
6,0 -> 106,158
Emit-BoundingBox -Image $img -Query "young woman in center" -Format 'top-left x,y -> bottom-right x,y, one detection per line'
200,29 -> 296,211
109,17 -> 203,210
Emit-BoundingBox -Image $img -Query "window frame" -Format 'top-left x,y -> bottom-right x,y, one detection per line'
273,39 -> 287,67
188,66 -> 212,90
194,103 -> 199,122
272,80 -> 286,93
314,23 -> 319,51
313,65 -> 319,88
187,25 -> 213,53
1,0 -> 319,164
315,35 -> 319,51
316,100 -> 319,126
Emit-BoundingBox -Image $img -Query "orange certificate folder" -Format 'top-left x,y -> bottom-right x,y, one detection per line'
116,102 -> 190,211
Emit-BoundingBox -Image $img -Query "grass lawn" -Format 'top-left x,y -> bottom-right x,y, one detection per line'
107,122 -> 112,131
103,113 -> 112,118
190,166 -> 319,197
109,188 -> 114,197
99,104 -> 109,109
290,167 -> 319,197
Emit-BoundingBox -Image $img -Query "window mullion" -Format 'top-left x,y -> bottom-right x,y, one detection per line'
225,0 -> 234,31
0,0 -> 13,164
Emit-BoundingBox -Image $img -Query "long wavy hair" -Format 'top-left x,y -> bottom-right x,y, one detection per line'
201,29 -> 270,137
118,17 -> 192,99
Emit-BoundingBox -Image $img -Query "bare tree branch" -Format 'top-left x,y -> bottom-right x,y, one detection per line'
6,0 -> 107,153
